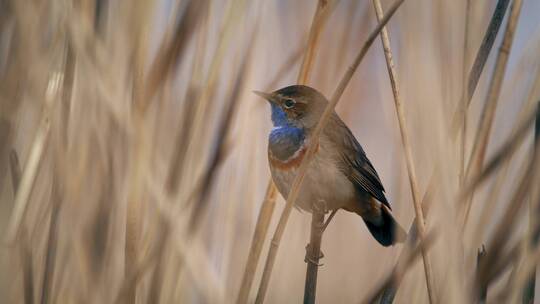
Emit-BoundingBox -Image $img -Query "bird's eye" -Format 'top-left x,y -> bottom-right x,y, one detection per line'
283,98 -> 296,109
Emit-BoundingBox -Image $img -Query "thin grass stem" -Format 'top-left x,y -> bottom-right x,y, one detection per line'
371,0 -> 435,302
462,0 -> 524,225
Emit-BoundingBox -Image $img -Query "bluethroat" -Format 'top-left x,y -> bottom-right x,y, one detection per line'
255,85 -> 406,246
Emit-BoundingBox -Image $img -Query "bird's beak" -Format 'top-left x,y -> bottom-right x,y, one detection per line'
253,90 -> 277,104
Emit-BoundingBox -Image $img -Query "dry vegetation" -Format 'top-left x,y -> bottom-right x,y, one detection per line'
1,0 -> 540,303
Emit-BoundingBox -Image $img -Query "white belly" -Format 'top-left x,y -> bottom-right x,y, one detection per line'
269,140 -> 356,212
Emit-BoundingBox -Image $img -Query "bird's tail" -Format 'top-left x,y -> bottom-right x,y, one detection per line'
361,205 -> 407,247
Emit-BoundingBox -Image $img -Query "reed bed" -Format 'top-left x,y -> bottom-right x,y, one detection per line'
1,0 -> 540,303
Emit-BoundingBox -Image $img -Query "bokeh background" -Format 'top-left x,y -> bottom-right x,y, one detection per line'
1,0 -> 540,303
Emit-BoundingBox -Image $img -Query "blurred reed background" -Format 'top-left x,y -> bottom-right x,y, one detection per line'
1,0 -> 540,303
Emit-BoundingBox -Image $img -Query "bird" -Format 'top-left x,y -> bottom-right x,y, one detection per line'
255,84 -> 406,246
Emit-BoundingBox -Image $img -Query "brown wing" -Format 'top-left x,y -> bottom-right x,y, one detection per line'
327,114 -> 390,207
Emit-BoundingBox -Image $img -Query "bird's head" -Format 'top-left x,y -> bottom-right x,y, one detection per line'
254,85 -> 328,131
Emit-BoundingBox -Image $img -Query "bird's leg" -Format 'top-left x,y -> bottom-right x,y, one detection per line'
305,207 -> 338,265
305,205 -> 338,264
322,209 -> 338,233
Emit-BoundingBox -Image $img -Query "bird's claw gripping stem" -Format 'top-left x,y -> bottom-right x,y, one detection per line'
304,244 -> 324,266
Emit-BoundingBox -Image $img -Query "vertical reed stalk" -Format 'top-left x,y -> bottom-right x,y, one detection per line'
125,2 -> 155,302
5,67 -> 62,243
458,0 -> 472,185
475,137 -> 540,298
40,181 -> 61,304
9,150 -> 21,195
477,246 -> 487,304
463,0 -> 511,107
471,72 -> 540,248
372,0 -> 435,302
255,1 -> 405,302
237,184 -> 277,303
462,0 -> 524,224
461,103 -> 540,197
523,104 -> 540,304
450,0 -> 511,137
5,111 -> 50,243
10,150 -> 34,304
364,231 -> 438,304
378,172 -> 438,303
297,0 -> 332,85
303,202 -> 325,304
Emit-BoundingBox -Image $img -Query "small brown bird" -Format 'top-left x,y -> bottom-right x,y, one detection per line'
255,85 -> 406,246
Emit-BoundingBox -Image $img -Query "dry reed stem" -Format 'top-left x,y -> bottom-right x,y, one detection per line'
334,0 -> 360,75
476,173 -> 536,298
19,231 -> 34,304
114,237 -> 165,304
139,0 -> 208,114
377,171 -> 438,303
9,150 -> 21,194
116,183 -> 225,303
480,240 -> 521,294
238,2 -> 331,302
460,101 -> 539,200
297,0 -> 332,84
303,203 -> 325,304
40,181 -> 61,304
477,246 -> 487,303
476,142 -> 539,300
146,217 -> 170,303
362,230 -> 439,304
372,0 -> 435,302
458,0 -> 472,185
471,72 -> 540,246
416,0 -> 512,238
10,150 -> 34,304
497,234 -> 540,302
255,1 -> 405,302
40,29 -> 77,303
516,243 -> 540,304
188,30 -> 256,232
126,32 -> 257,303
450,0 -> 511,139
462,0 -> 524,225
523,104 -> 540,304
405,0 -> 513,262
124,0 -> 208,300
464,0 -> 511,107
5,70 -> 62,243
186,0 -> 248,170
124,2 -> 156,302
165,16 -> 210,195
130,29 -> 260,304
165,86 -> 199,195
236,184 -> 277,304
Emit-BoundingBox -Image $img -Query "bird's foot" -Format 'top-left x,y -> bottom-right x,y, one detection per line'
304,244 -> 324,266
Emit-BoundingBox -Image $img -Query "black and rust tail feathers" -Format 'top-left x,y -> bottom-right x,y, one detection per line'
362,206 -> 407,247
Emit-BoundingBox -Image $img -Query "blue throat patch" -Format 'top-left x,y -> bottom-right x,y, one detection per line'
268,104 -> 305,161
